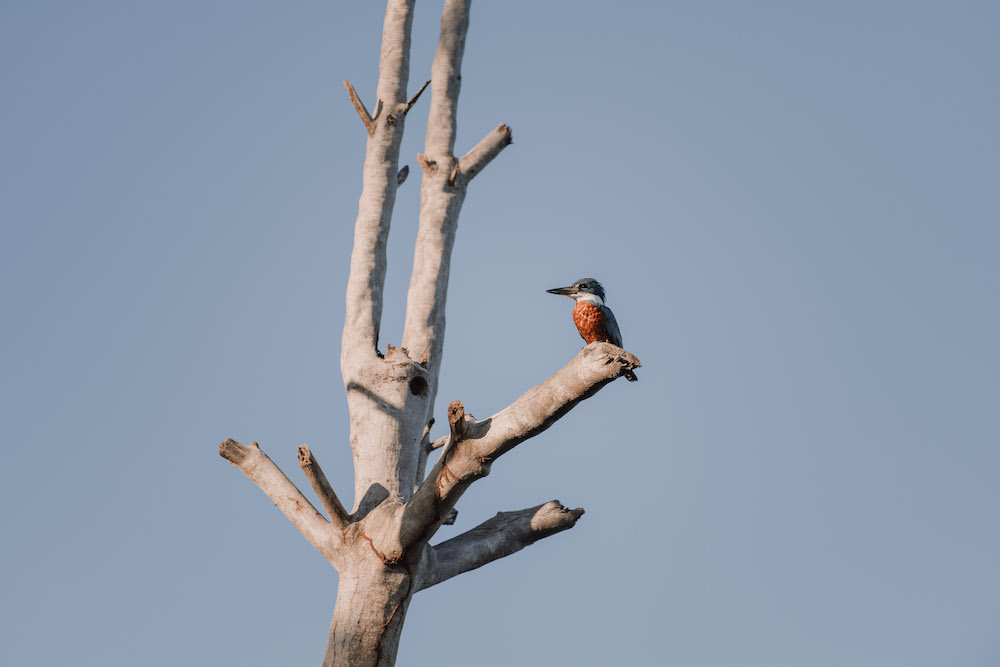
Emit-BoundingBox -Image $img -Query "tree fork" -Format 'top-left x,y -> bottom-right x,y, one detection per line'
217,1 -> 641,664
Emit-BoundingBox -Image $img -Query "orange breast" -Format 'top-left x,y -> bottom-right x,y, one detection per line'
573,302 -> 612,344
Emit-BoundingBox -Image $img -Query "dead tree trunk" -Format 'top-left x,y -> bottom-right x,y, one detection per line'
218,1 -> 640,664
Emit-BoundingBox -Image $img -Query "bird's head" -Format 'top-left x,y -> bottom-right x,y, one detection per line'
546,278 -> 606,305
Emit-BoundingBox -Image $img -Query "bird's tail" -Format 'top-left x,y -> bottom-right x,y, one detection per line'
625,369 -> 638,382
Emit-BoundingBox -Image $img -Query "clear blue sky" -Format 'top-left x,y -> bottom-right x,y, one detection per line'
2,2 -> 998,665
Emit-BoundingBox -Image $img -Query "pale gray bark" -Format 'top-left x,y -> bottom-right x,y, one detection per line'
401,0 -> 511,469
415,500 -> 585,591
341,0 -> 425,516
219,439 -> 345,564
218,2 -> 641,665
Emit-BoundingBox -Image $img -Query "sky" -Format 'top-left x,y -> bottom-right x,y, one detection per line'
2,1 -> 998,665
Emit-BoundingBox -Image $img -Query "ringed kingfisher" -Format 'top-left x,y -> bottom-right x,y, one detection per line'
547,278 -> 638,382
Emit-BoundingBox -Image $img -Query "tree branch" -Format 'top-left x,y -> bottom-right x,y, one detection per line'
415,501 -> 584,591
342,0 -> 414,363
447,399 -> 466,440
401,0 -> 471,377
343,80 -> 377,136
298,445 -> 350,527
404,79 -> 431,115
423,0 -> 468,158
413,418 -> 435,492
219,439 -> 342,561
398,342 -> 640,551
455,123 -> 512,184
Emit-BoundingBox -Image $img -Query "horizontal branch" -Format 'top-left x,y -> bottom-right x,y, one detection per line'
455,123 -> 512,184
398,342 -> 640,551
297,445 -> 350,528
220,439 -> 342,562
415,500 -> 584,591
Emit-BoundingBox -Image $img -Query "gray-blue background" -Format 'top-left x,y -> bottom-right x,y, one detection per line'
3,2 -> 998,665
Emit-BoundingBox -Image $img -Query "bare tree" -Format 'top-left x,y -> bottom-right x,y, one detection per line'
218,1 -> 640,664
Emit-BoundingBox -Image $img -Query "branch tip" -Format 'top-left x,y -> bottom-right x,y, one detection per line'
416,499 -> 585,591
447,401 -> 466,440
420,418 -> 435,448
457,123 -> 514,183
416,153 -> 436,172
219,438 -> 249,464
298,444 -> 350,527
296,443 -> 312,464
404,79 -> 431,115
343,80 -> 376,136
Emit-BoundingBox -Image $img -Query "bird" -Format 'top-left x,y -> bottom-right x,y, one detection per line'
546,278 -> 637,381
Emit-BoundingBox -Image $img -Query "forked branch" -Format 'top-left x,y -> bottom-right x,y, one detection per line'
398,342 -> 641,551
416,500 -> 585,591
219,439 -> 343,562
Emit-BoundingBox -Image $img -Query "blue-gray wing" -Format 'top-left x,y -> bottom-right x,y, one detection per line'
599,305 -> 624,348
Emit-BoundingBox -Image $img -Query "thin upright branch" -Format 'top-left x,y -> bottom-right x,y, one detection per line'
447,399 -> 466,440
400,0 -> 472,374
402,0 -> 513,375
342,0 -> 414,364
298,445 -> 350,527
415,501 -> 585,591
423,0 -> 469,158
219,439 -> 342,561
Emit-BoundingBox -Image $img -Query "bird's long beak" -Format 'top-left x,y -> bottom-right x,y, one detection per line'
546,285 -> 577,297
